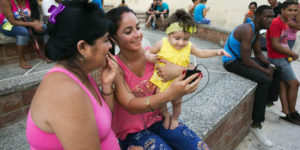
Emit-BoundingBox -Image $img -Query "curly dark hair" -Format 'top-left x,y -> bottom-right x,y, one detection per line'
165,9 -> 196,34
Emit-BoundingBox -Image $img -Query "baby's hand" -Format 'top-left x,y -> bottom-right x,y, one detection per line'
147,53 -> 159,63
218,49 -> 231,57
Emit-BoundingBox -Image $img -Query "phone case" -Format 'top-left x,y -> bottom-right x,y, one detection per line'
183,65 -> 203,84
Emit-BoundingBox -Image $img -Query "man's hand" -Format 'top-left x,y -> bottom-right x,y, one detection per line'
291,51 -> 299,60
32,22 -> 44,33
266,67 -> 274,80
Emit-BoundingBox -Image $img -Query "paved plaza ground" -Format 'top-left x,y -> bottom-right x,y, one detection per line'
0,28 -> 300,150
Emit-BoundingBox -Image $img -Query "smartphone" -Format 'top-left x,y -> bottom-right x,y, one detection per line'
183,69 -> 202,84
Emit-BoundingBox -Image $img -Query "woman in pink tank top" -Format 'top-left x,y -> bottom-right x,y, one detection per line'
106,7 -> 209,150
26,1 -> 120,149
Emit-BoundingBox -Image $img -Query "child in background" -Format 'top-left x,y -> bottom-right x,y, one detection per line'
243,1 -> 257,23
145,9 -> 231,129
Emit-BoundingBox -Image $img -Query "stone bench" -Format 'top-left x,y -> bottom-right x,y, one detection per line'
193,24 -> 231,47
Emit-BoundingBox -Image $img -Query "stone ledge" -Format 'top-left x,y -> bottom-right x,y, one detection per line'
197,24 -> 231,35
194,25 -> 231,47
0,33 -> 16,45
181,72 -> 256,150
0,69 -> 49,96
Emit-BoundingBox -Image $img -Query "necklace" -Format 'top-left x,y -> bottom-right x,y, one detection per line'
119,53 -> 146,77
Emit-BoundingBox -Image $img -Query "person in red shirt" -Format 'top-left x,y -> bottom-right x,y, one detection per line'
267,0 -> 300,126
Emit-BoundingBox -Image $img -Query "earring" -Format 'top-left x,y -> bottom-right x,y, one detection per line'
80,55 -> 86,63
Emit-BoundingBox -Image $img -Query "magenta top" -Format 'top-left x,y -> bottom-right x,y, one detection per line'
112,55 -> 163,140
0,0 -> 31,24
26,67 -> 120,150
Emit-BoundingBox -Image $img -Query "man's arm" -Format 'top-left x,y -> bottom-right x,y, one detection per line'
271,37 -> 294,55
252,35 -> 270,65
239,27 -> 271,75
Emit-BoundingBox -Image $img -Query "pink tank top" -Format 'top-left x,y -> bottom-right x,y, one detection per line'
26,67 -> 120,150
0,0 -> 31,24
112,56 -> 163,140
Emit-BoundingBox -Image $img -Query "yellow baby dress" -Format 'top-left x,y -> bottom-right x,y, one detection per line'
150,37 -> 191,92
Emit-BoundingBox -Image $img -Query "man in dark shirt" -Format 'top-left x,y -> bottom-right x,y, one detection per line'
268,0 -> 282,17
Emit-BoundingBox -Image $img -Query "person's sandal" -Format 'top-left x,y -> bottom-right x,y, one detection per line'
19,63 -> 32,69
291,111 -> 300,121
280,114 -> 300,126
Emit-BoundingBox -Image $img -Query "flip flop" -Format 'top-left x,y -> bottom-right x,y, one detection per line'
19,63 -> 32,69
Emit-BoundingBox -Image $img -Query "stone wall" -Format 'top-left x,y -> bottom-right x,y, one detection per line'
194,24 -> 230,47
0,34 -> 38,66
0,86 -> 36,128
204,93 -> 254,150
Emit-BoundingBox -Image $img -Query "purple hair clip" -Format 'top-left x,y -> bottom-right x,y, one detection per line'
48,4 -> 66,24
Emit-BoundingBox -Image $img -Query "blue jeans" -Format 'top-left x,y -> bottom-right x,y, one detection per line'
120,120 -> 209,150
0,23 -> 48,45
196,18 -> 211,24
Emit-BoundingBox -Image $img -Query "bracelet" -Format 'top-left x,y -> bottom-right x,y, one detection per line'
145,96 -> 155,112
99,84 -> 115,95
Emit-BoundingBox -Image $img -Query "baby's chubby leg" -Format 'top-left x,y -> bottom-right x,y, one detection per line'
156,87 -> 172,129
170,97 -> 182,130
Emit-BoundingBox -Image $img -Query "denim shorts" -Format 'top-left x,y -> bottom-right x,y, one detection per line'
119,120 -> 209,150
269,58 -> 297,81
0,23 -> 48,45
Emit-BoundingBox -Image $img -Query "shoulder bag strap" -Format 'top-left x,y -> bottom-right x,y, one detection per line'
227,33 -> 241,61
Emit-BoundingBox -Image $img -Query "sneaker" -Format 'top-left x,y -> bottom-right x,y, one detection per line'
250,127 -> 273,147
266,105 -> 286,117
291,111 -> 300,121
281,114 -> 300,126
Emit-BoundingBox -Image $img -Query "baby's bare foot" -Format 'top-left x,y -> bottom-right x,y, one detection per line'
169,118 -> 179,130
162,116 -> 171,129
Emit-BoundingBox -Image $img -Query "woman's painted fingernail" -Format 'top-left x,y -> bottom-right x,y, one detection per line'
182,70 -> 186,75
198,72 -> 203,77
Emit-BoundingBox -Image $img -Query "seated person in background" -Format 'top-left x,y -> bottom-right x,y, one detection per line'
119,0 -> 128,7
243,1 -> 257,23
193,0 -> 210,24
188,0 -> 200,16
145,0 -> 157,28
155,0 -> 169,29
222,5 -> 280,147
267,1 -> 300,126
0,0 -> 49,69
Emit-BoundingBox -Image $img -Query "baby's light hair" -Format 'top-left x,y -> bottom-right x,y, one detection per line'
165,9 -> 195,35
